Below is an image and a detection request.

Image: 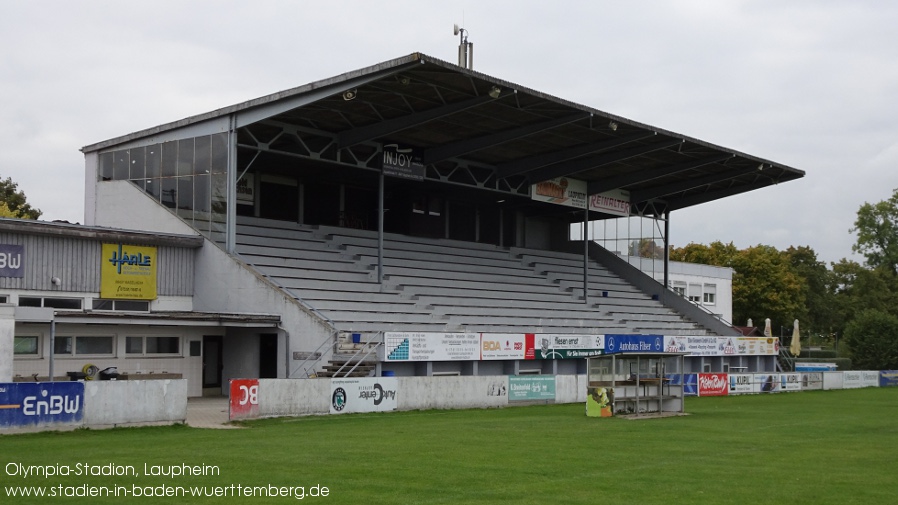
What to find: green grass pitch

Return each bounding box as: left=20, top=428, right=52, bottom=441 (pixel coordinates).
left=2, top=388, right=896, bottom=504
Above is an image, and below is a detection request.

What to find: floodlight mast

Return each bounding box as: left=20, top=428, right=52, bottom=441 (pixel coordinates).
left=454, top=23, right=474, bottom=69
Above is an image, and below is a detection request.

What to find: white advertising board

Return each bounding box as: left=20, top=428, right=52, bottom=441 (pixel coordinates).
left=531, top=177, right=587, bottom=209
left=665, top=336, right=779, bottom=356
left=384, top=332, right=480, bottom=362
left=841, top=371, right=880, bottom=389
left=480, top=334, right=529, bottom=360
left=330, top=378, right=398, bottom=414
left=588, top=189, right=631, bottom=217
left=728, top=374, right=757, bottom=394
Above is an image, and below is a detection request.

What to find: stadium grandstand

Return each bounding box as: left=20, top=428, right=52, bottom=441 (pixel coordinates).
left=80, top=52, right=803, bottom=386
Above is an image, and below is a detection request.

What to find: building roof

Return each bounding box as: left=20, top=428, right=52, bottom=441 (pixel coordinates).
left=0, top=218, right=203, bottom=248
left=82, top=52, right=804, bottom=215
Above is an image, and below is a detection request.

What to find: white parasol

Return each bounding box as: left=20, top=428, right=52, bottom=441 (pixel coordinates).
left=790, top=319, right=801, bottom=357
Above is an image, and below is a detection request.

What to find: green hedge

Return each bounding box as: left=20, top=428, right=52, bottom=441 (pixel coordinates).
left=796, top=349, right=839, bottom=359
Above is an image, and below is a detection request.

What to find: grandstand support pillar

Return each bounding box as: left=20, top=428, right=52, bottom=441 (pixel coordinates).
left=378, top=170, right=384, bottom=284
left=226, top=113, right=238, bottom=254
left=583, top=208, right=589, bottom=305
left=661, top=210, right=670, bottom=297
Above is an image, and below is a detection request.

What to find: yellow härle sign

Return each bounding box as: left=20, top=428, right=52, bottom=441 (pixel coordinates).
left=100, top=243, right=157, bottom=300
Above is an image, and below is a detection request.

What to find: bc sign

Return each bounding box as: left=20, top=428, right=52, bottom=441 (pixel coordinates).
left=229, top=379, right=260, bottom=421
left=100, top=243, right=157, bottom=300
left=0, top=382, right=84, bottom=428
left=0, top=244, right=24, bottom=278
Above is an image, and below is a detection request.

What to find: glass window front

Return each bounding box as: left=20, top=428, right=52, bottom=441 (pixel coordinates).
left=14, top=336, right=38, bottom=355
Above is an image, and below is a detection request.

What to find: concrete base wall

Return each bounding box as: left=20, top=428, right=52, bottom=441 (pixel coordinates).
left=83, top=380, right=187, bottom=427
left=397, top=376, right=509, bottom=411
left=258, top=379, right=330, bottom=417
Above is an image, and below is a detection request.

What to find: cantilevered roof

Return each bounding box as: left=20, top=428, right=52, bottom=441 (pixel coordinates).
left=83, top=52, right=804, bottom=214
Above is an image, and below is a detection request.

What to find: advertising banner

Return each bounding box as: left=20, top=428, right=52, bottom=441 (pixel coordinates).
left=802, top=372, right=824, bottom=391
left=236, top=173, right=255, bottom=205
left=842, top=371, right=880, bottom=389
left=665, top=336, right=779, bottom=356
left=881, top=370, right=898, bottom=387
left=756, top=374, right=781, bottom=393
left=0, top=244, right=24, bottom=278
left=508, top=376, right=556, bottom=401
left=381, top=144, right=424, bottom=181
left=0, top=382, right=84, bottom=428
left=780, top=373, right=802, bottom=392
left=229, top=379, right=260, bottom=421
left=698, top=373, right=728, bottom=396
left=384, top=332, right=480, bottom=361
left=586, top=387, right=613, bottom=417
left=728, top=374, right=756, bottom=395
left=531, top=177, right=587, bottom=209
left=330, top=378, right=398, bottom=414
left=100, top=243, right=157, bottom=300
left=533, top=334, right=604, bottom=359
left=604, top=334, right=664, bottom=354
left=588, top=189, right=631, bottom=217
left=665, top=374, right=698, bottom=396
left=481, top=334, right=533, bottom=360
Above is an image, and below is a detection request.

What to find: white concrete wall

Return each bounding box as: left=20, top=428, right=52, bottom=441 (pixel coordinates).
left=83, top=379, right=187, bottom=427
left=257, top=379, right=330, bottom=416
left=0, top=305, right=14, bottom=382
left=397, top=376, right=510, bottom=411
left=91, top=181, right=337, bottom=378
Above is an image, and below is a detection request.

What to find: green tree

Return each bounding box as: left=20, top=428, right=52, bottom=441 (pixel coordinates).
left=785, top=246, right=837, bottom=336
left=669, top=240, right=739, bottom=266
left=851, top=187, right=898, bottom=274
left=0, top=176, right=41, bottom=219
left=843, top=309, right=898, bottom=369
left=730, top=245, right=805, bottom=332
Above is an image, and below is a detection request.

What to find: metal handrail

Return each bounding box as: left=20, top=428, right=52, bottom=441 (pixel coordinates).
left=291, top=330, right=339, bottom=378
left=333, top=332, right=383, bottom=378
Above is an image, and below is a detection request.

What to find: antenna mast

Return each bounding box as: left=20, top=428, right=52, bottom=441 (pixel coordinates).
left=453, top=24, right=473, bottom=69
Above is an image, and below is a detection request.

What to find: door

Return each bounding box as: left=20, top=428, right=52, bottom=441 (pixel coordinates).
left=202, top=335, right=223, bottom=390
left=259, top=333, right=278, bottom=379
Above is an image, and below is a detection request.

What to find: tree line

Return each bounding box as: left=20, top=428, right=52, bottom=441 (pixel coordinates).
left=667, top=188, right=898, bottom=369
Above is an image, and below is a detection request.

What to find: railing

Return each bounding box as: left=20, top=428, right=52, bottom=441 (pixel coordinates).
left=332, top=332, right=384, bottom=378
left=292, top=330, right=339, bottom=378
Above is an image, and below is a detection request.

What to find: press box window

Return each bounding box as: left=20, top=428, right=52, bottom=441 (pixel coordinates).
left=14, top=336, right=39, bottom=356
left=703, top=284, right=717, bottom=305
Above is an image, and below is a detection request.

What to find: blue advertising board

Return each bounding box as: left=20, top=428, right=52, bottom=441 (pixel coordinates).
left=0, top=382, right=84, bottom=428
left=663, top=374, right=698, bottom=396
left=880, top=370, right=898, bottom=387
left=603, top=334, right=664, bottom=354
left=0, top=244, right=24, bottom=278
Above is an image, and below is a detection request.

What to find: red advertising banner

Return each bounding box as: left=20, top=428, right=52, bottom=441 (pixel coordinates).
left=698, top=373, right=729, bottom=397
left=229, top=379, right=260, bottom=421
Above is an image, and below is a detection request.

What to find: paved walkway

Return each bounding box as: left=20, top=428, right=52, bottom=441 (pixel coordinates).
left=186, top=397, right=238, bottom=429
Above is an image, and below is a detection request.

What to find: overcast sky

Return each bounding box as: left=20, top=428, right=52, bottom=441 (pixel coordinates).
left=2, top=1, right=896, bottom=265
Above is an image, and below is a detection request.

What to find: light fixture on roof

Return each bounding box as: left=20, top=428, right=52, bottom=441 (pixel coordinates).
left=342, top=89, right=358, bottom=101
left=758, top=163, right=765, bottom=171
left=608, top=121, right=618, bottom=131
left=398, top=76, right=410, bottom=86
left=488, top=86, right=502, bottom=99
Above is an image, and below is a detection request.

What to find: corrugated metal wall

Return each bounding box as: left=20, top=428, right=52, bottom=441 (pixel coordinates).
left=0, top=232, right=194, bottom=296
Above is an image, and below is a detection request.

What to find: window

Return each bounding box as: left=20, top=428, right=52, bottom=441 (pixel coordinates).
left=126, top=336, right=181, bottom=356
left=14, top=336, right=39, bottom=356
left=17, top=297, right=83, bottom=310
left=92, top=299, right=150, bottom=312
left=688, top=283, right=702, bottom=303
left=671, top=281, right=686, bottom=296
left=703, top=283, right=717, bottom=305
left=54, top=336, right=114, bottom=356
